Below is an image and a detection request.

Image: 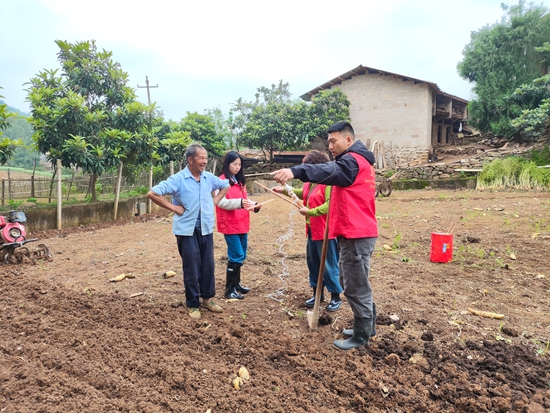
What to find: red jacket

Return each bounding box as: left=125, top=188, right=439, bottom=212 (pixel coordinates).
left=302, top=183, right=333, bottom=241
left=216, top=174, right=250, bottom=234
left=330, top=152, right=378, bottom=239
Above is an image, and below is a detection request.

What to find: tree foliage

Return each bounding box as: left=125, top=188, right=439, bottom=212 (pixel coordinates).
left=231, top=81, right=350, bottom=162
left=0, top=89, right=23, bottom=165
left=26, top=40, right=160, bottom=201
left=179, top=111, right=225, bottom=157
left=457, top=2, right=550, bottom=136
left=509, top=42, right=550, bottom=139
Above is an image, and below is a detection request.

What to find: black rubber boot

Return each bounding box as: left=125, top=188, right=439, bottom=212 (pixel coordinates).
left=334, top=317, right=373, bottom=350
left=326, top=293, right=342, bottom=312
left=343, top=302, right=376, bottom=338
left=224, top=262, right=243, bottom=300
left=305, top=288, right=325, bottom=308
left=235, top=264, right=250, bottom=294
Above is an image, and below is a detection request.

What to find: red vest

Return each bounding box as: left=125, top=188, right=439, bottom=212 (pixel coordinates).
left=302, top=183, right=334, bottom=241
left=216, top=174, right=250, bottom=234
left=329, top=152, right=378, bottom=239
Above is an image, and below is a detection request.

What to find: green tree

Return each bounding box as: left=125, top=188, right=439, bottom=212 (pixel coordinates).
left=305, top=89, right=351, bottom=145
left=204, top=107, right=233, bottom=148
left=26, top=40, right=159, bottom=201
left=156, top=119, right=192, bottom=168
left=509, top=42, right=550, bottom=139
left=231, top=82, right=351, bottom=162
left=231, top=81, right=309, bottom=162
left=179, top=111, right=226, bottom=158
left=0, top=89, right=23, bottom=165
left=457, top=2, right=550, bottom=136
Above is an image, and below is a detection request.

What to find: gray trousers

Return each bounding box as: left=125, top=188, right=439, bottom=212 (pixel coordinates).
left=338, top=237, right=377, bottom=319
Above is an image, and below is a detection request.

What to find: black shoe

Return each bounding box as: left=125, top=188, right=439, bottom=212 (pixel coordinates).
left=304, top=288, right=324, bottom=308
left=224, top=289, right=244, bottom=300
left=326, top=294, right=342, bottom=312
left=304, top=296, right=315, bottom=308
left=236, top=283, right=249, bottom=294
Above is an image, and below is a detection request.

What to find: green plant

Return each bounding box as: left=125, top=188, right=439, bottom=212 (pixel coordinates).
left=476, top=248, right=486, bottom=259
left=530, top=146, right=550, bottom=166
left=505, top=245, right=514, bottom=256
left=531, top=339, right=549, bottom=357
left=7, top=199, right=24, bottom=209
left=495, top=333, right=511, bottom=343
left=26, top=197, right=38, bottom=203
left=241, top=313, right=247, bottom=320
left=392, top=233, right=402, bottom=250
left=401, top=256, right=411, bottom=262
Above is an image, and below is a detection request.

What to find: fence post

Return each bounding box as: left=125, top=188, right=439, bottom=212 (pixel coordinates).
left=114, top=162, right=123, bottom=220
left=57, top=159, right=62, bottom=230
left=7, top=169, right=11, bottom=200
left=67, top=172, right=75, bottom=201
left=1, top=179, right=4, bottom=206
left=31, top=159, right=36, bottom=198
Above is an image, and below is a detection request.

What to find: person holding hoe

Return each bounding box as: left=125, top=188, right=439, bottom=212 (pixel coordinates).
left=272, top=150, right=343, bottom=312
left=215, top=151, right=262, bottom=300
left=271, top=122, right=378, bottom=350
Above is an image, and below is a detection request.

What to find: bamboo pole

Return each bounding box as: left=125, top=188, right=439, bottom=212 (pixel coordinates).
left=308, top=187, right=333, bottom=331
left=253, top=181, right=302, bottom=209
left=114, top=162, right=123, bottom=220
left=57, top=159, right=62, bottom=230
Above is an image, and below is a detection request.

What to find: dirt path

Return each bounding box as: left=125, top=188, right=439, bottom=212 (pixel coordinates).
left=1, top=189, right=549, bottom=412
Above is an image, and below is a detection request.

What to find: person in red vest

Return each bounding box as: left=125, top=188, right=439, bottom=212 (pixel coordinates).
left=271, top=122, right=378, bottom=350
left=216, top=151, right=261, bottom=300
left=272, top=150, right=343, bottom=311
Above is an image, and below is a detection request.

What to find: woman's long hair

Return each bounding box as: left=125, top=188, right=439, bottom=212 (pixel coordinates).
left=222, top=151, right=246, bottom=186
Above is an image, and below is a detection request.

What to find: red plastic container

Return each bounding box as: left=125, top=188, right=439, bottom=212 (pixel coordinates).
left=430, top=233, right=453, bottom=263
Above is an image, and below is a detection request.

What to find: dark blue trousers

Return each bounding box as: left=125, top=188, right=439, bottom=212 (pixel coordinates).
left=176, top=229, right=215, bottom=308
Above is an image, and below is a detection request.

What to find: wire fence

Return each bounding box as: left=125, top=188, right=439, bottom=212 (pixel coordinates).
left=0, top=171, right=151, bottom=206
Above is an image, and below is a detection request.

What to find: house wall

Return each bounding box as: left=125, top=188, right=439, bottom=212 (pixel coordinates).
left=329, top=73, right=433, bottom=167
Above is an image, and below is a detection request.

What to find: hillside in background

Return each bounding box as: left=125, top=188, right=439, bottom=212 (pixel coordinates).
left=0, top=100, right=29, bottom=117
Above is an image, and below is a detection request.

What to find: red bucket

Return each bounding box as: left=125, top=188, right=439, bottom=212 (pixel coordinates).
left=430, top=233, right=453, bottom=263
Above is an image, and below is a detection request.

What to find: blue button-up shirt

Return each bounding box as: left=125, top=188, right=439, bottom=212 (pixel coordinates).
left=150, top=167, right=229, bottom=236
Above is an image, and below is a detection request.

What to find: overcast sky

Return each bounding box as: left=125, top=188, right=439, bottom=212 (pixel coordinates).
left=1, top=0, right=506, bottom=121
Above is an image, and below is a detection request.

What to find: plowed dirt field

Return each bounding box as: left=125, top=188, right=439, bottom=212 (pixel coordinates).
left=1, top=188, right=549, bottom=412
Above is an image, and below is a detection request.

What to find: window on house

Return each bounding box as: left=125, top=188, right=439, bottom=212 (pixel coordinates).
left=437, top=125, right=442, bottom=143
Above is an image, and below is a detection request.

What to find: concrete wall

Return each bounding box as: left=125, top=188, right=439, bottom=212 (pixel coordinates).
left=23, top=197, right=159, bottom=232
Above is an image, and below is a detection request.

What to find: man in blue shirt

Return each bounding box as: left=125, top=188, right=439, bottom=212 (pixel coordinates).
left=148, top=143, right=230, bottom=319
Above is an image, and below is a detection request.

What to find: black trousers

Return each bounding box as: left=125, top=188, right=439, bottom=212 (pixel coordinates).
left=176, top=228, right=215, bottom=308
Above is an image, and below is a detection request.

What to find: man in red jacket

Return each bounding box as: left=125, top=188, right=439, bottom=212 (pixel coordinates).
left=272, top=121, right=378, bottom=350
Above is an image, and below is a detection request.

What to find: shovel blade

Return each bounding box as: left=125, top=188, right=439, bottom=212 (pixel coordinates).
left=307, top=310, right=317, bottom=330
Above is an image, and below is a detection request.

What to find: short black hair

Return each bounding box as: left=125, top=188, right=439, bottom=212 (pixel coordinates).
left=327, top=121, right=355, bottom=139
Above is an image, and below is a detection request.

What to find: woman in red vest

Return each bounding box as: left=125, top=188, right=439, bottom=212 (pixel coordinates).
left=273, top=150, right=343, bottom=311
left=216, top=151, right=260, bottom=299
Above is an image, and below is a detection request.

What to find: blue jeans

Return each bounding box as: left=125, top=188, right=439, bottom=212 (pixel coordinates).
left=224, top=233, right=248, bottom=264
left=306, top=235, right=342, bottom=294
